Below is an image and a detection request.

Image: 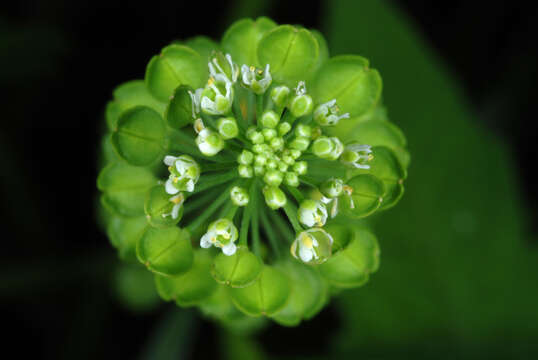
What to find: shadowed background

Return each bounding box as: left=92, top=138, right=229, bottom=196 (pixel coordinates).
left=1, top=0, right=537, bottom=358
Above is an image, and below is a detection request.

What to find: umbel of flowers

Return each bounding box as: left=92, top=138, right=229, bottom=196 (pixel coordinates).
left=97, top=17, right=409, bottom=327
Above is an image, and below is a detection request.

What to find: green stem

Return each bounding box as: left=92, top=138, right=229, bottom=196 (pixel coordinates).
left=185, top=184, right=234, bottom=233
left=283, top=201, right=303, bottom=233
left=247, top=92, right=256, bottom=126
left=285, top=185, right=304, bottom=203
left=183, top=185, right=225, bottom=213
left=168, top=128, right=233, bottom=163
left=223, top=204, right=239, bottom=220
left=256, top=94, right=264, bottom=124
left=259, top=207, right=281, bottom=258
left=201, top=162, right=236, bottom=172
left=267, top=209, right=295, bottom=243
left=250, top=181, right=261, bottom=256
left=191, top=170, right=237, bottom=194
left=239, top=181, right=256, bottom=246
left=281, top=110, right=297, bottom=126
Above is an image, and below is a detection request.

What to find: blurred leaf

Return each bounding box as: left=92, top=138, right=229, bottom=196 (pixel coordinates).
left=324, top=0, right=538, bottom=356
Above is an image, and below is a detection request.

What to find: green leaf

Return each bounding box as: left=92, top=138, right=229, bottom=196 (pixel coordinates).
left=184, top=35, right=220, bottom=63
left=340, top=174, right=385, bottom=218
left=154, top=250, right=217, bottom=306
left=310, top=29, right=330, bottom=77
left=312, top=55, right=382, bottom=117
left=106, top=215, right=149, bottom=262
left=349, top=146, right=405, bottom=210
left=165, top=85, right=195, bottom=130
left=271, top=260, right=327, bottom=326
left=211, top=246, right=262, bottom=288
left=145, top=44, right=206, bottom=102
left=229, top=265, right=290, bottom=317
left=319, top=225, right=379, bottom=288
left=107, top=80, right=167, bottom=130
left=257, top=25, right=319, bottom=86
left=112, top=106, right=166, bottom=166
left=114, top=263, right=161, bottom=312
left=221, top=17, right=277, bottom=67
left=97, top=162, right=157, bottom=217
left=137, top=227, right=193, bottom=276
left=144, top=185, right=183, bottom=228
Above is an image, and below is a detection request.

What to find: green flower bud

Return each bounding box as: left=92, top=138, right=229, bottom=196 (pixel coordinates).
left=254, top=165, right=266, bottom=176
left=293, top=161, right=307, bottom=175
left=320, top=178, right=344, bottom=198
left=261, top=110, right=280, bottom=128
left=270, top=137, right=285, bottom=151
left=262, top=128, right=277, bottom=141
left=282, top=154, right=295, bottom=165
left=196, top=128, right=225, bottom=156
left=201, top=218, right=239, bottom=256
left=278, top=161, right=288, bottom=172
left=298, top=199, right=328, bottom=227
left=311, top=126, right=322, bottom=140
left=238, top=149, right=254, bottom=165
left=254, top=154, right=268, bottom=166
left=288, top=136, right=310, bottom=151
left=340, top=144, right=373, bottom=169
left=312, top=136, right=343, bottom=160
left=264, top=169, right=284, bottom=187
left=238, top=164, right=253, bottom=178
left=271, top=85, right=291, bottom=108
left=278, top=121, right=292, bottom=136
left=291, top=228, right=333, bottom=265
left=230, top=186, right=250, bottom=206
left=266, top=159, right=278, bottom=170
left=289, top=82, right=313, bottom=117
left=295, top=123, right=312, bottom=138
left=263, top=186, right=287, bottom=209
left=241, top=64, right=272, bottom=94
left=247, top=128, right=264, bottom=144
left=313, top=99, right=350, bottom=126
left=284, top=171, right=299, bottom=187
left=217, top=116, right=239, bottom=139
left=164, top=155, right=201, bottom=193
left=201, top=77, right=233, bottom=115
left=290, top=149, right=302, bottom=159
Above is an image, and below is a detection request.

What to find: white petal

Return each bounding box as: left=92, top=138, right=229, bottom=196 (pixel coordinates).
left=171, top=204, right=181, bottom=219
left=185, top=179, right=194, bottom=192
left=164, top=155, right=177, bottom=166
left=222, top=241, right=237, bottom=256
left=299, top=246, right=313, bottom=262
left=165, top=179, right=179, bottom=195
left=200, top=233, right=213, bottom=248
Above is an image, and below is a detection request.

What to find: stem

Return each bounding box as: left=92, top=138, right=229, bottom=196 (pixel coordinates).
left=191, top=170, right=237, bottom=194
left=168, top=128, right=233, bottom=163
left=256, top=94, right=264, bottom=124
left=183, top=185, right=225, bottom=213
left=201, top=162, right=236, bottom=172
left=281, top=110, right=296, bottom=126
left=239, top=181, right=256, bottom=246
left=267, top=209, right=295, bottom=243
left=223, top=204, right=239, bottom=220
left=259, top=207, right=281, bottom=258
left=185, top=184, right=234, bottom=233
left=247, top=92, right=256, bottom=126
left=283, top=201, right=303, bottom=233
left=285, top=185, right=304, bottom=203
left=250, top=181, right=261, bottom=256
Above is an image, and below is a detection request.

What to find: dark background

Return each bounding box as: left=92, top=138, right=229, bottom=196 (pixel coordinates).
left=1, top=0, right=537, bottom=358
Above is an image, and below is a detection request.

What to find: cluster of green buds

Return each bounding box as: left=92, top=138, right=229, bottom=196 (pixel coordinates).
left=97, top=17, right=410, bottom=328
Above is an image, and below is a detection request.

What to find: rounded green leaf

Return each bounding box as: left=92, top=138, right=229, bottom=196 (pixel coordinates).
left=211, top=246, right=262, bottom=288
left=97, top=162, right=157, bottom=217
left=106, top=215, right=148, bottom=262
left=137, top=226, right=193, bottom=276
left=114, top=263, right=161, bottom=312
left=165, top=85, right=195, bottom=129
left=349, top=146, right=406, bottom=210
left=107, top=80, right=167, bottom=130
left=271, top=261, right=326, bottom=326
left=340, top=174, right=385, bottom=218
left=310, top=29, right=329, bottom=76
left=145, top=44, right=205, bottom=102
left=154, top=250, right=217, bottom=306
left=312, top=55, right=382, bottom=117
left=112, top=106, right=166, bottom=166
left=257, top=25, right=319, bottom=85
left=221, top=17, right=277, bottom=67
left=144, top=185, right=183, bottom=228
left=230, top=265, right=290, bottom=317
left=98, top=132, right=119, bottom=168
left=185, top=36, right=220, bottom=63
left=319, top=225, right=380, bottom=288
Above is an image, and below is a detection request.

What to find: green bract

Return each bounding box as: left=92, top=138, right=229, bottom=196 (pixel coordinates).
left=97, top=17, right=409, bottom=327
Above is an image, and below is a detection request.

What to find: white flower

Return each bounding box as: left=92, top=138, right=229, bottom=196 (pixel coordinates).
left=200, top=218, right=238, bottom=256
left=298, top=199, right=328, bottom=227
left=340, top=144, right=373, bottom=169
left=291, top=228, right=334, bottom=264
left=162, top=193, right=184, bottom=220
left=230, top=186, right=249, bottom=206
left=313, top=99, right=350, bottom=126
left=241, top=64, right=272, bottom=94
left=188, top=88, right=203, bottom=118
left=164, top=155, right=201, bottom=194
left=195, top=128, right=225, bottom=156
left=201, top=77, right=233, bottom=115
left=208, top=53, right=238, bottom=84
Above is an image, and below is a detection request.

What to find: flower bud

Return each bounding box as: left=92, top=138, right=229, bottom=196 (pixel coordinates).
left=290, top=149, right=301, bottom=159
left=313, top=99, right=350, bottom=126
left=298, top=199, right=328, bottom=227
left=254, top=154, right=268, bottom=166
left=262, top=128, right=277, bottom=141
left=230, top=186, right=250, bottom=206
left=238, top=164, right=253, bottom=178
left=289, top=82, right=313, bottom=117
left=288, top=136, right=310, bottom=151
left=270, top=137, right=285, bottom=151
left=201, top=77, right=233, bottom=115
left=237, top=150, right=254, bottom=165
left=200, top=218, right=239, bottom=256
left=284, top=171, right=299, bottom=187
left=164, top=155, right=201, bottom=193
left=246, top=127, right=264, bottom=144
left=291, top=228, right=333, bottom=264
left=264, top=169, right=284, bottom=187
left=293, top=161, right=307, bottom=175
left=271, top=85, right=291, bottom=108
left=263, top=186, right=287, bottom=209
left=241, top=64, right=272, bottom=94
left=217, top=116, right=239, bottom=139
left=278, top=121, right=292, bottom=136
left=254, top=165, right=265, bottom=176
left=261, top=110, right=279, bottom=128
left=295, top=124, right=312, bottom=138
left=266, top=159, right=277, bottom=170
left=312, top=136, right=343, bottom=160
left=320, top=178, right=344, bottom=198
left=196, top=128, right=225, bottom=156
left=340, top=144, right=373, bottom=169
